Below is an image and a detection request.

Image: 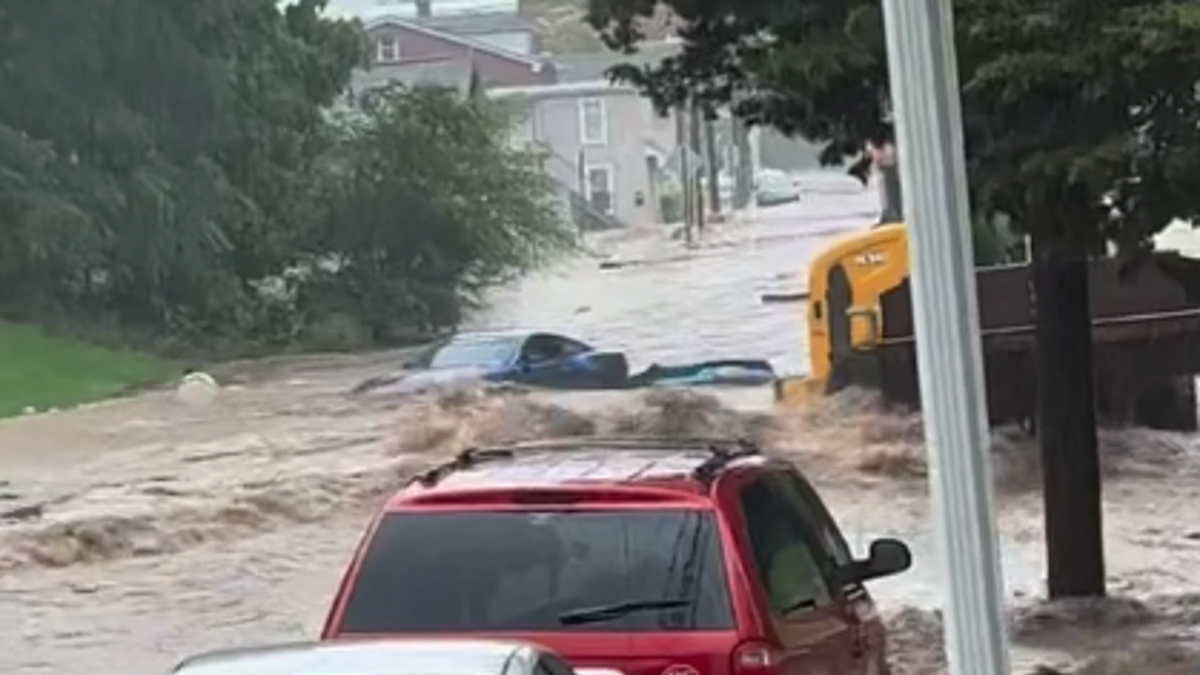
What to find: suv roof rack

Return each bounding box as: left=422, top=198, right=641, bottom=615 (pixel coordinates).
left=412, top=435, right=761, bottom=489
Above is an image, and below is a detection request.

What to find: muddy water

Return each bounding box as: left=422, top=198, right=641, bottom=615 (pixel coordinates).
left=465, top=179, right=879, bottom=373
left=1, top=175, right=1198, bottom=674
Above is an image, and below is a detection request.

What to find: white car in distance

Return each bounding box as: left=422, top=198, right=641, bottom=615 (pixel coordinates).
left=171, top=639, right=617, bottom=675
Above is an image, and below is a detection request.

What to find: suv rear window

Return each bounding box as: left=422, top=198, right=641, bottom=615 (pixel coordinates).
left=336, top=509, right=733, bottom=633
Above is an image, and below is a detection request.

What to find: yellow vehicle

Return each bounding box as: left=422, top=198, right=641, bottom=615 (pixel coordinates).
left=776, top=219, right=1200, bottom=431
left=775, top=222, right=909, bottom=405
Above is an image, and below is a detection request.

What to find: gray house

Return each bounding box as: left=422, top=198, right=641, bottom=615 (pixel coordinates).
left=490, top=43, right=685, bottom=228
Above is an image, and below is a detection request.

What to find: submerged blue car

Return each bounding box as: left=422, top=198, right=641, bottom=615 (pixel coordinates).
left=351, top=330, right=630, bottom=395
left=351, top=330, right=776, bottom=396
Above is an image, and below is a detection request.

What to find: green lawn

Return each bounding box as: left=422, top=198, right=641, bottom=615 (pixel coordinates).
left=0, top=321, right=179, bottom=418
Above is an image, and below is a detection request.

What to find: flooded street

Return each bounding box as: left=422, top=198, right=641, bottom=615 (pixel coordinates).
left=465, top=176, right=878, bottom=374
left=2, top=176, right=1198, bottom=674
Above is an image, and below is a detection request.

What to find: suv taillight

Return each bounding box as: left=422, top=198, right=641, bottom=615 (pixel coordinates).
left=733, top=641, right=780, bottom=675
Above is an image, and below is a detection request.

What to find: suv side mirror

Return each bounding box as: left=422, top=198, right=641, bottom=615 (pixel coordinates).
left=842, top=538, right=912, bottom=584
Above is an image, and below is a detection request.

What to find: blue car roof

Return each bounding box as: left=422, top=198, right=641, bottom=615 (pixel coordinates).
left=452, top=329, right=536, bottom=341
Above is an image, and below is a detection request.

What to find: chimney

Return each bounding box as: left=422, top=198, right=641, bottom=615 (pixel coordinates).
left=415, top=0, right=431, bottom=17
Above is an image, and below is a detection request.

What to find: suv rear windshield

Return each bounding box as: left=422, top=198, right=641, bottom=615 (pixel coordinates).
left=336, top=509, right=733, bottom=633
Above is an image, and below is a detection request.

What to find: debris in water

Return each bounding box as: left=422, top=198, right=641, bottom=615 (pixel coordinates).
left=176, top=370, right=220, bottom=407
left=0, top=503, right=43, bottom=522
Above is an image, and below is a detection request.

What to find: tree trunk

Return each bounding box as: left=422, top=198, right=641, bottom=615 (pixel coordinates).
left=676, top=106, right=694, bottom=243
left=1031, top=234, right=1106, bottom=598
left=703, top=113, right=721, bottom=214
left=690, top=101, right=705, bottom=231
left=733, top=119, right=753, bottom=209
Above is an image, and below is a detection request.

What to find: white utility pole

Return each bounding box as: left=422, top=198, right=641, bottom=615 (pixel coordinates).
left=878, top=2, right=1011, bottom=675
left=747, top=126, right=762, bottom=221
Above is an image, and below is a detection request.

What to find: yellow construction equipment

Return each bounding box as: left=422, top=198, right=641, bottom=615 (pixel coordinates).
left=777, top=220, right=1200, bottom=431
left=774, top=222, right=908, bottom=405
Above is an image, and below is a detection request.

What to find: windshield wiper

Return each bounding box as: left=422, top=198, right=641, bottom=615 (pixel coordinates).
left=558, top=599, right=692, bottom=626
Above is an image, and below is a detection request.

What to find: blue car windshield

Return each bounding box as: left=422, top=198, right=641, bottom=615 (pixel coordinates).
left=428, top=336, right=522, bottom=369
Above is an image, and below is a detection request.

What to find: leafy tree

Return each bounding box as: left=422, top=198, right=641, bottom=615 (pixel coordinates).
left=973, top=216, right=1017, bottom=267
left=0, top=0, right=571, bottom=356
left=0, top=0, right=362, bottom=344
left=587, top=0, right=1200, bottom=598
left=297, top=84, right=574, bottom=341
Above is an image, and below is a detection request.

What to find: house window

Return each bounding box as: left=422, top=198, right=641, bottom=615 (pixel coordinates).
left=376, top=35, right=400, bottom=64
left=585, top=164, right=614, bottom=214
left=578, top=97, right=607, bottom=145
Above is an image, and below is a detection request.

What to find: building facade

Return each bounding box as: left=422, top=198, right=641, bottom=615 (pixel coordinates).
left=363, top=14, right=554, bottom=89
left=356, top=10, right=704, bottom=229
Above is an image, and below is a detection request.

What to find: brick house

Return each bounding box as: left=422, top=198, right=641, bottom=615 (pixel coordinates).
left=363, top=14, right=555, bottom=90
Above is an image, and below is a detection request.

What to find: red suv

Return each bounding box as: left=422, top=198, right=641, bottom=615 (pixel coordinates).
left=321, top=437, right=912, bottom=675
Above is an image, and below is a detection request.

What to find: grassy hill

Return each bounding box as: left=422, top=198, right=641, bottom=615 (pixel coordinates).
left=0, top=321, right=178, bottom=418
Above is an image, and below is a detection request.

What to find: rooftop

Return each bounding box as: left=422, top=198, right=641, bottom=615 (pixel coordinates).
left=391, top=437, right=767, bottom=506
left=364, top=15, right=548, bottom=68
left=412, top=10, right=537, bottom=35
left=330, top=0, right=521, bottom=21
left=489, top=79, right=639, bottom=99
left=553, top=41, right=682, bottom=84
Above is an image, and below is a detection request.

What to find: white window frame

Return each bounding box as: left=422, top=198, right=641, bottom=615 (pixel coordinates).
left=584, top=163, right=616, bottom=214
left=578, top=97, right=608, bottom=145
left=376, top=35, right=400, bottom=64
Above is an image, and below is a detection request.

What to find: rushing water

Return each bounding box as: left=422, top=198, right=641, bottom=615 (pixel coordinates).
left=467, top=177, right=877, bottom=374
left=1, top=174, right=1197, bottom=675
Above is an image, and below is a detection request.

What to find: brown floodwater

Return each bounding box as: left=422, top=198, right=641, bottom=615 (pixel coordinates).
left=1, top=176, right=1196, bottom=674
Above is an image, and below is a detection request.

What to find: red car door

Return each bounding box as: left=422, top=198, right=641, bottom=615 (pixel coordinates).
left=733, top=476, right=860, bottom=675
left=768, top=471, right=886, bottom=675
